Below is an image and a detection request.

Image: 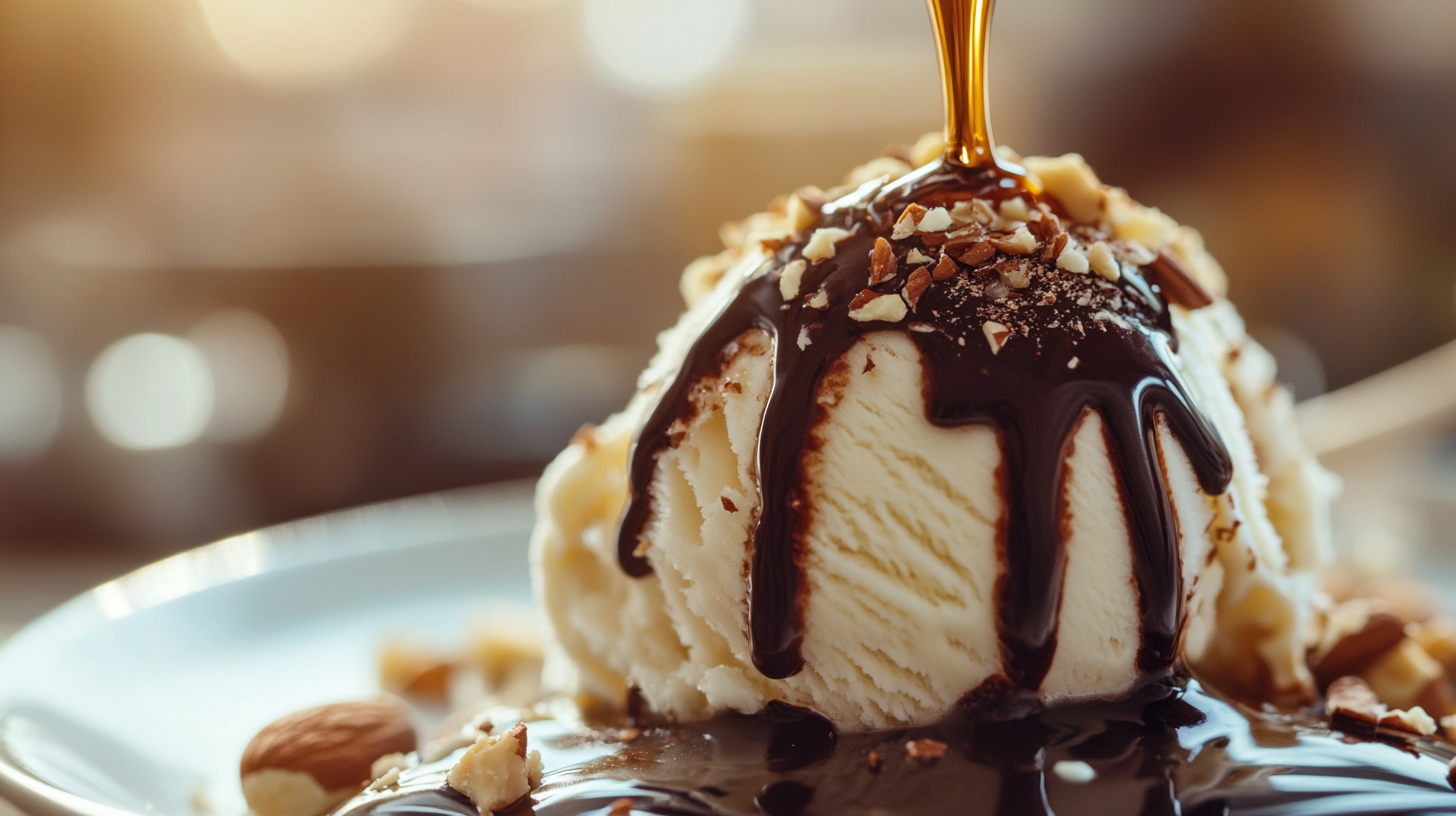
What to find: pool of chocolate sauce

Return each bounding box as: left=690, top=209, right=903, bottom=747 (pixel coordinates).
left=342, top=679, right=1456, bottom=816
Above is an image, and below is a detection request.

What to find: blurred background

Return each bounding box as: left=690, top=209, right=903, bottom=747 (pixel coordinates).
left=0, top=0, right=1455, bottom=629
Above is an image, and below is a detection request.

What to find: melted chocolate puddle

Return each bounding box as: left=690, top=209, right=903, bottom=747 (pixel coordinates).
left=341, top=680, right=1456, bottom=816
left=615, top=161, right=1232, bottom=686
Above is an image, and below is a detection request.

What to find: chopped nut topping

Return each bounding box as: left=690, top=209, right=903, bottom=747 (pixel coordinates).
left=997, top=260, right=1032, bottom=289
left=989, top=227, right=1038, bottom=255
left=803, top=228, right=853, bottom=262
left=797, top=325, right=812, bottom=350
left=1328, top=676, right=1384, bottom=725
left=1146, top=251, right=1214, bottom=309
left=892, top=204, right=927, bottom=240
left=1042, top=232, right=1069, bottom=264
left=447, top=724, right=542, bottom=816
left=807, top=289, right=829, bottom=309
left=904, top=267, right=932, bottom=311
left=1379, top=706, right=1437, bottom=736
left=1309, top=600, right=1407, bottom=689
left=958, top=241, right=996, bottom=266
left=1000, top=196, right=1032, bottom=223
left=720, top=496, right=738, bottom=513
left=779, top=259, right=807, bottom=301
left=932, top=255, right=960, bottom=281
left=906, top=248, right=931, bottom=265
left=870, top=237, right=897, bottom=285
left=787, top=194, right=821, bottom=234
left=1058, top=247, right=1090, bottom=274
left=918, top=207, right=954, bottom=233
left=848, top=291, right=908, bottom=323
left=972, top=199, right=996, bottom=226
left=949, top=200, right=977, bottom=225
left=1067, top=357, right=1080, bottom=369
left=1087, top=241, right=1121, bottom=281
left=982, top=321, right=1012, bottom=355
left=904, top=739, right=948, bottom=764
left=1124, top=240, right=1156, bottom=266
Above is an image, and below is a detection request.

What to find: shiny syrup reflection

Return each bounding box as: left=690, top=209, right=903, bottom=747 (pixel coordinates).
left=925, top=0, right=1035, bottom=189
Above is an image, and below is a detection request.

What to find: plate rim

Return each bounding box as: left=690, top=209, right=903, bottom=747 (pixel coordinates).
left=0, top=479, right=538, bottom=816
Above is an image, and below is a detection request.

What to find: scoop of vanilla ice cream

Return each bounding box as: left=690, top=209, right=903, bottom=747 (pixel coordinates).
left=531, top=143, right=1336, bottom=730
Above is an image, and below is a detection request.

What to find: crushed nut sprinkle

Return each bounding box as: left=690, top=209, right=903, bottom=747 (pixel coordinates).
left=870, top=238, right=897, bottom=285
left=720, top=497, right=738, bottom=513
left=958, top=241, right=996, bottom=266
left=892, top=204, right=927, bottom=240
left=848, top=291, right=908, bottom=323
left=905, top=739, right=949, bottom=764
left=917, top=207, right=954, bottom=233
left=932, top=255, right=960, bottom=281
left=779, top=259, right=807, bottom=301
left=983, top=321, right=1012, bottom=355
left=904, top=267, right=932, bottom=311
left=803, top=228, right=853, bottom=262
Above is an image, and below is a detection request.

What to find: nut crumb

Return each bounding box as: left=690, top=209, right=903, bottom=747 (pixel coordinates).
left=807, top=289, right=829, bottom=309
left=982, top=321, right=1011, bottom=355
left=1087, top=241, right=1120, bottom=281
left=892, top=204, right=927, bottom=240
left=849, top=291, right=908, bottom=323
left=932, top=255, right=960, bottom=281
left=906, top=248, right=931, bottom=265
left=918, top=207, right=953, bottom=233
left=905, top=739, right=948, bottom=764
left=863, top=354, right=876, bottom=374
left=803, top=228, right=852, bottom=262
left=1057, top=247, right=1090, bottom=275
left=870, top=237, right=897, bottom=285
left=903, top=267, right=932, bottom=311
left=720, top=497, right=738, bottom=513
left=779, top=260, right=807, bottom=301
left=1067, top=357, right=1080, bottom=369
left=958, top=242, right=996, bottom=266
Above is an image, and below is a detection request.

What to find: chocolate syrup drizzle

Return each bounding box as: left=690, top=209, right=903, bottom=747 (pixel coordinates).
left=616, top=160, right=1232, bottom=688
left=339, top=680, right=1456, bottom=816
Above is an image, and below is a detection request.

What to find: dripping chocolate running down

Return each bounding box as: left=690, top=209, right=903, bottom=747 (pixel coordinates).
left=616, top=159, right=1232, bottom=688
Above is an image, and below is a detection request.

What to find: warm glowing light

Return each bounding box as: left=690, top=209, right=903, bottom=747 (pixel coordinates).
left=581, top=0, right=751, bottom=96
left=191, top=311, right=290, bottom=442
left=0, top=327, right=62, bottom=463
left=461, top=0, right=567, bottom=11
left=86, top=334, right=215, bottom=451
left=195, top=0, right=416, bottom=85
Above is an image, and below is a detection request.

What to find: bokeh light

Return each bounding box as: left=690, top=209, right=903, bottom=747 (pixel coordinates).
left=195, top=0, right=417, bottom=85
left=460, top=0, right=568, bottom=11
left=580, top=0, right=751, bottom=96
left=86, top=334, right=215, bottom=451
left=0, top=327, right=63, bottom=463
left=191, top=311, right=290, bottom=443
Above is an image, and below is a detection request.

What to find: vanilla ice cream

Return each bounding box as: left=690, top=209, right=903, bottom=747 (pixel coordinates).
left=531, top=138, right=1336, bottom=731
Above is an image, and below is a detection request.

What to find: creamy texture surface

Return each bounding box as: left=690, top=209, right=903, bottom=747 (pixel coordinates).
left=532, top=142, right=1336, bottom=730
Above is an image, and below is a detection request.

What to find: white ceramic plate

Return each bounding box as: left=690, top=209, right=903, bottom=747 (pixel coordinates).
left=0, top=482, right=538, bottom=816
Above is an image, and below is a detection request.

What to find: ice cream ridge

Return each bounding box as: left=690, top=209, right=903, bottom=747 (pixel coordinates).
left=533, top=12, right=1333, bottom=733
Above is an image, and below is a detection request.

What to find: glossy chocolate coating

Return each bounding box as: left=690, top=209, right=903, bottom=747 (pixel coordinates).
left=615, top=161, right=1231, bottom=687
